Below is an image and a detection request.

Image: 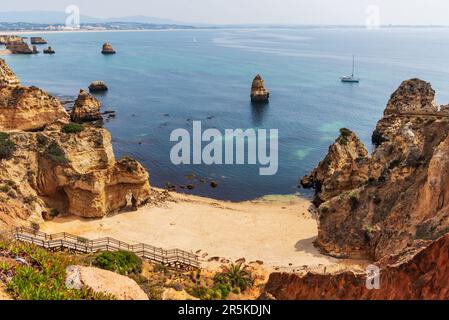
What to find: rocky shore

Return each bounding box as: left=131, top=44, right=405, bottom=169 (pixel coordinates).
left=263, top=78, right=449, bottom=299
left=0, top=59, right=151, bottom=226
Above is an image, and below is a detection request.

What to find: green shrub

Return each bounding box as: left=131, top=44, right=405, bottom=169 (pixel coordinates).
left=36, top=134, right=49, bottom=148
left=93, top=250, right=142, bottom=275
left=45, top=141, right=69, bottom=165
left=23, top=195, right=37, bottom=205
left=215, top=263, right=254, bottom=292
left=0, top=132, right=16, bottom=160
left=62, top=123, right=84, bottom=134
left=4, top=242, right=114, bottom=300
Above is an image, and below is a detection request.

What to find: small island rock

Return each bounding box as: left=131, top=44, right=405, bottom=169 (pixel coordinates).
left=101, top=42, right=116, bottom=54
left=250, top=74, right=270, bottom=103
left=89, top=80, right=109, bottom=92
left=43, top=46, right=55, bottom=54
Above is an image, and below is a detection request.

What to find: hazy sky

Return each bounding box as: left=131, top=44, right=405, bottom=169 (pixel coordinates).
left=2, top=0, right=449, bottom=25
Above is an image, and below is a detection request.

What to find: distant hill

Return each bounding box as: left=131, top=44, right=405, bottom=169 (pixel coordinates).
left=0, top=11, right=185, bottom=25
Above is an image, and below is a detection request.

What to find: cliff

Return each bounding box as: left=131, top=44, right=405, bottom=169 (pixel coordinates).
left=0, top=60, right=151, bottom=226
left=263, top=232, right=449, bottom=300
left=301, top=79, right=449, bottom=260
left=0, top=59, right=20, bottom=88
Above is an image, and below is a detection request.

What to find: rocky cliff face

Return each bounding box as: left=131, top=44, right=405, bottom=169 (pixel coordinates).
left=0, top=59, right=20, bottom=88
left=71, top=90, right=103, bottom=123
left=263, top=232, right=449, bottom=300
left=301, top=79, right=449, bottom=260
left=0, top=60, right=151, bottom=226
left=0, top=86, right=69, bottom=131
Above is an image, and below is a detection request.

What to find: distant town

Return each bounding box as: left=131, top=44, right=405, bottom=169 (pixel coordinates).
left=0, top=22, right=196, bottom=32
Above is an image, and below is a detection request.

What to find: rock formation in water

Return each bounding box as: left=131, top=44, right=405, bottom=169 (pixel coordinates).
left=89, top=81, right=108, bottom=92
left=250, top=74, right=270, bottom=103
left=301, top=78, right=449, bottom=260
left=43, top=47, right=55, bottom=54
left=6, top=40, right=36, bottom=54
left=30, top=37, right=47, bottom=45
left=0, top=60, right=151, bottom=226
left=263, top=232, right=449, bottom=300
left=71, top=90, right=103, bottom=123
left=101, top=43, right=116, bottom=54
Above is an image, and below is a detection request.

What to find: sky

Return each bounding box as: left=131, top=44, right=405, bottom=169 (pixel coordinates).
left=1, top=0, right=449, bottom=25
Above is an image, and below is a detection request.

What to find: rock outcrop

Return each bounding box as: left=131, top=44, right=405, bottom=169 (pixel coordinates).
left=89, top=81, right=108, bottom=92
left=66, top=266, right=148, bottom=300
left=30, top=37, right=47, bottom=45
left=0, top=86, right=69, bottom=131
left=6, top=41, right=36, bottom=55
left=101, top=43, right=116, bottom=54
left=0, top=59, right=20, bottom=88
left=0, top=59, right=151, bottom=225
left=43, top=47, right=55, bottom=54
left=250, top=74, right=269, bottom=103
left=0, top=35, right=22, bottom=45
left=263, top=232, right=449, bottom=300
left=71, top=90, right=103, bottom=123
left=302, top=78, right=449, bottom=260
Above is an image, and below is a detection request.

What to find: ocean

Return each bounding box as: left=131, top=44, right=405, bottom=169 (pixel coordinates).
left=5, top=27, right=449, bottom=201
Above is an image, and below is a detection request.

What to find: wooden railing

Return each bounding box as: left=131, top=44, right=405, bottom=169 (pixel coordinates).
left=0, top=227, right=200, bottom=269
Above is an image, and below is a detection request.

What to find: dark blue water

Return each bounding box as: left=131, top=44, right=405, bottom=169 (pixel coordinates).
left=4, top=27, right=449, bottom=201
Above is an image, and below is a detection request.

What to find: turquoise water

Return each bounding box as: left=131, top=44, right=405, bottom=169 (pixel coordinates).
left=4, top=27, right=449, bottom=201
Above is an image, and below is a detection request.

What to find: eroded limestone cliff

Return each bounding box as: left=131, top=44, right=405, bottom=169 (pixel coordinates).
left=301, top=79, right=449, bottom=260
left=0, top=59, right=151, bottom=226
left=264, top=79, right=449, bottom=300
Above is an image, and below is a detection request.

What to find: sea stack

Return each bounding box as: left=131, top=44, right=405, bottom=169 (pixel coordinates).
left=70, top=89, right=103, bottom=123
left=43, top=46, right=55, bottom=54
left=250, top=74, right=270, bottom=103
left=89, top=80, right=109, bottom=92
left=30, top=37, right=47, bottom=45
left=101, top=43, right=116, bottom=54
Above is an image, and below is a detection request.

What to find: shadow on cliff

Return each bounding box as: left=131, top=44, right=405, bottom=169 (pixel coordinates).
left=295, top=236, right=329, bottom=259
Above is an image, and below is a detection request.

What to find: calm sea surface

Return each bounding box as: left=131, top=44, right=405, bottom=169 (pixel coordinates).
left=5, top=27, right=449, bottom=200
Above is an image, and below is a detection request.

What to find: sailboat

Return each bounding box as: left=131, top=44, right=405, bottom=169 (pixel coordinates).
left=340, top=56, right=360, bottom=83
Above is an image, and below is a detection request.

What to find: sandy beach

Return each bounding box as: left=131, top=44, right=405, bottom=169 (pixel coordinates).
left=43, top=190, right=339, bottom=271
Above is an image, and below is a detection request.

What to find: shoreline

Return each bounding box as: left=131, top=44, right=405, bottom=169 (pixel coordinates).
left=42, top=189, right=344, bottom=272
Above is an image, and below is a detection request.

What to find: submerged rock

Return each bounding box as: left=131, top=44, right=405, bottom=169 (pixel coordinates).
left=71, top=89, right=103, bottom=123
left=250, top=74, right=270, bottom=103
left=101, top=43, right=116, bottom=54
left=89, top=80, right=109, bottom=92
